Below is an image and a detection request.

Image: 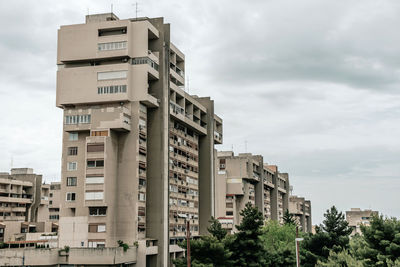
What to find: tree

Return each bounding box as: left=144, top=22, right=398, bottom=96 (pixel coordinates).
left=283, top=209, right=296, bottom=225
left=173, top=236, right=233, bottom=267
left=316, top=250, right=363, bottom=267
left=261, top=220, right=297, bottom=266
left=228, top=202, right=266, bottom=266
left=320, top=206, right=353, bottom=251
left=355, top=215, right=400, bottom=266
left=174, top=218, right=233, bottom=267
left=207, top=217, right=227, bottom=241
left=301, top=206, right=352, bottom=266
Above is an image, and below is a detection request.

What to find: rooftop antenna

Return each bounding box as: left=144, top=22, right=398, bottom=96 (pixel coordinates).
left=245, top=140, right=248, bottom=153
left=10, top=156, right=13, bottom=170
left=111, top=3, right=113, bottom=16
left=231, top=144, right=234, bottom=152
left=87, top=8, right=90, bottom=16
left=132, top=2, right=140, bottom=19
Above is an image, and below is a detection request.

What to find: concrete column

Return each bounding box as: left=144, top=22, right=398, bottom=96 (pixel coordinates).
left=146, top=18, right=170, bottom=267
left=270, top=172, right=279, bottom=221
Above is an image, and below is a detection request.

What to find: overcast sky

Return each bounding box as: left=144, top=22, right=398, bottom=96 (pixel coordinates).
left=0, top=0, right=399, bottom=224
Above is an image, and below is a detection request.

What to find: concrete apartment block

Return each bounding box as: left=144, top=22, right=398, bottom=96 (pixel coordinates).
left=215, top=152, right=290, bottom=232
left=289, top=195, right=312, bottom=233
left=346, top=208, right=378, bottom=235
left=56, top=13, right=222, bottom=266
left=0, top=169, right=58, bottom=245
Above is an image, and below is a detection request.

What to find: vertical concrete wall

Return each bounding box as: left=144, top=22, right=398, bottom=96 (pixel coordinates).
left=145, top=17, right=170, bottom=267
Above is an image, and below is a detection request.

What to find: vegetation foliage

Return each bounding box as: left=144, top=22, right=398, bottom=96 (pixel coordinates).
left=173, top=204, right=400, bottom=267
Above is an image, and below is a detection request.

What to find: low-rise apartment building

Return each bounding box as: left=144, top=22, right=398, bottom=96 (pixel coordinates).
left=289, top=195, right=312, bottom=232
left=346, top=208, right=378, bottom=235
left=215, top=152, right=291, bottom=232
left=0, top=169, right=59, bottom=245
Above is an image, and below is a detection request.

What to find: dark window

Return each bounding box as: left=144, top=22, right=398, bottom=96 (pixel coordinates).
left=68, top=147, right=78, bottom=156
left=66, top=177, right=77, bottom=186
left=98, top=27, right=127, bottom=36
left=66, top=192, right=76, bottom=201
left=87, top=159, right=104, bottom=168
left=226, top=211, right=233, bottom=216
left=89, top=206, right=107, bottom=216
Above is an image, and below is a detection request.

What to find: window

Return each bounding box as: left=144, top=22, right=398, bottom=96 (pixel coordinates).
left=85, top=191, right=104, bottom=200
left=49, top=215, right=59, bottom=220
left=87, top=144, right=104, bottom=153
left=65, top=115, right=91, bottom=125
left=89, top=224, right=106, bottom=233
left=66, top=177, right=77, bottom=186
left=49, top=193, right=53, bottom=197
left=98, top=41, right=127, bottom=51
left=89, top=207, right=107, bottom=216
left=91, top=130, right=108, bottom=137
left=69, top=132, right=78, bottom=141
left=88, top=240, right=105, bottom=248
left=219, top=159, right=226, bottom=170
left=97, top=70, right=127, bottom=81
left=87, top=159, right=104, bottom=168
left=86, top=176, right=104, bottom=184
left=67, top=162, right=77, bottom=171
left=68, top=147, right=78, bottom=156
left=97, top=85, right=127, bottom=94
left=98, top=27, right=127, bottom=36
left=131, top=57, right=159, bottom=71
left=138, top=193, right=146, bottom=202
left=66, top=192, right=76, bottom=201
left=226, top=211, right=233, bottom=216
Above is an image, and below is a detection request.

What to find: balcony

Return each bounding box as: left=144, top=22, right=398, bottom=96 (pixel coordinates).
left=0, top=196, right=33, bottom=204
left=214, top=131, right=222, bottom=144
left=64, top=105, right=131, bottom=132
left=169, top=101, right=207, bottom=135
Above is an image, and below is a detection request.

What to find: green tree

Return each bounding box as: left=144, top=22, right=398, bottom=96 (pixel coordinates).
left=316, top=250, right=363, bottom=267
left=320, top=206, right=353, bottom=251
left=228, top=202, right=266, bottom=266
left=173, top=218, right=233, bottom=267
left=207, top=216, right=227, bottom=241
left=283, top=209, right=296, bottom=225
left=301, top=206, right=352, bottom=266
left=261, top=220, right=297, bottom=267
left=355, top=215, right=400, bottom=266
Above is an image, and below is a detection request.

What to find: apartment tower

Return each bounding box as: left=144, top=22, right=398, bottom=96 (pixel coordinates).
left=56, top=13, right=222, bottom=266
left=215, top=152, right=290, bottom=232
left=289, top=195, right=312, bottom=232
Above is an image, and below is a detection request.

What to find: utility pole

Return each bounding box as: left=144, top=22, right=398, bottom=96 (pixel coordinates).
left=186, top=220, right=191, bottom=267
left=295, top=226, right=304, bottom=267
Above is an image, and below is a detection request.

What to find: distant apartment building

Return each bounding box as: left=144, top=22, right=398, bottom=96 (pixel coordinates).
left=0, top=168, right=42, bottom=224
left=289, top=195, right=312, bottom=232
left=346, top=208, right=378, bottom=235
left=56, top=13, right=222, bottom=266
left=0, top=168, right=58, bottom=245
left=215, top=152, right=290, bottom=232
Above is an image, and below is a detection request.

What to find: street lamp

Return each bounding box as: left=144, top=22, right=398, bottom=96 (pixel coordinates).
left=295, top=226, right=304, bottom=267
